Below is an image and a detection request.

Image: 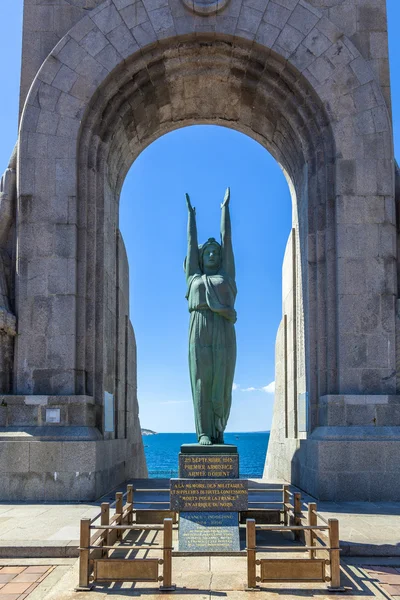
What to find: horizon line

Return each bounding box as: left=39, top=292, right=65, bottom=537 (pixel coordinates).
left=141, top=430, right=271, bottom=434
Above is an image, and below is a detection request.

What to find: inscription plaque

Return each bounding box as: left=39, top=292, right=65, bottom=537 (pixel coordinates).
left=179, top=512, right=240, bottom=552
left=170, top=479, right=248, bottom=512
left=179, top=453, right=238, bottom=478
left=45, top=408, right=60, bottom=423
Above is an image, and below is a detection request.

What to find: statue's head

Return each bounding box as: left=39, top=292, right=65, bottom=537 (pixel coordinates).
left=200, top=238, right=221, bottom=273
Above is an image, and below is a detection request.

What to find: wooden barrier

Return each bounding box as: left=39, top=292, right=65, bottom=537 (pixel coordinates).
left=78, top=519, right=91, bottom=590
left=125, top=485, right=177, bottom=525
left=307, top=506, right=342, bottom=590
left=77, top=518, right=175, bottom=591
left=100, top=502, right=109, bottom=558
left=282, top=487, right=303, bottom=531
left=283, top=485, right=290, bottom=526
left=78, top=481, right=340, bottom=593
left=307, top=502, right=317, bottom=559
left=132, top=483, right=288, bottom=526
left=246, top=515, right=257, bottom=589
left=241, top=485, right=300, bottom=526
left=132, top=483, right=292, bottom=527
left=77, top=486, right=176, bottom=592
left=293, top=492, right=302, bottom=540
left=130, top=483, right=301, bottom=529
left=328, top=518, right=341, bottom=590
left=246, top=502, right=343, bottom=592
left=127, top=484, right=134, bottom=524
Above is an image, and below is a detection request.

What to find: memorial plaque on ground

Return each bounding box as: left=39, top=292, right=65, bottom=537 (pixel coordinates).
left=179, top=512, right=240, bottom=552
left=179, top=453, right=238, bottom=478
left=170, top=479, right=248, bottom=511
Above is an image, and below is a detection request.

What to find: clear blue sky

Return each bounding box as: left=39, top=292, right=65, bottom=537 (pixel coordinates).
left=0, top=2, right=398, bottom=432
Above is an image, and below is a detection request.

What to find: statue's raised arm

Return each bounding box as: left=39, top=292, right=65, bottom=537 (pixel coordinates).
left=184, top=187, right=237, bottom=445
left=185, top=193, right=200, bottom=280
left=220, top=187, right=235, bottom=279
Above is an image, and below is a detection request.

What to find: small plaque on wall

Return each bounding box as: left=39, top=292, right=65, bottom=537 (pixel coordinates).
left=46, top=408, right=60, bottom=423
left=104, top=392, right=114, bottom=432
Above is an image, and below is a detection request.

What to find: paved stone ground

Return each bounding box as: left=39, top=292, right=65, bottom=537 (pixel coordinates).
left=4, top=556, right=400, bottom=600
left=0, top=565, right=54, bottom=599
left=364, top=566, right=400, bottom=599
left=299, top=497, right=400, bottom=556
left=0, top=542, right=399, bottom=599
left=0, top=503, right=99, bottom=558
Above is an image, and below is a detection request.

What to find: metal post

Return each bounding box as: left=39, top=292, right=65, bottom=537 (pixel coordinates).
left=116, top=492, right=123, bottom=540
left=328, top=518, right=341, bottom=590
left=293, top=492, right=301, bottom=540
left=101, top=502, right=109, bottom=557
left=246, top=519, right=258, bottom=590
left=294, top=492, right=302, bottom=540
left=160, top=518, right=175, bottom=591
left=127, top=484, right=134, bottom=524
left=77, top=518, right=91, bottom=590
left=283, top=485, right=289, bottom=526
left=308, top=502, right=317, bottom=559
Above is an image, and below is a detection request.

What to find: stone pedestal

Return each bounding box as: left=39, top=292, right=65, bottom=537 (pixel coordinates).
left=172, top=445, right=247, bottom=553
left=179, top=444, right=239, bottom=478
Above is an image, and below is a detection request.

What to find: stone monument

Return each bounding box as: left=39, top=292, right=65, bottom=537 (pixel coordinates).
left=178, top=189, right=246, bottom=552
left=0, top=0, right=398, bottom=502
left=171, top=446, right=248, bottom=553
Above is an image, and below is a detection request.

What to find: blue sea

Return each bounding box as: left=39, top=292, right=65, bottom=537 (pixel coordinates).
left=143, top=431, right=270, bottom=478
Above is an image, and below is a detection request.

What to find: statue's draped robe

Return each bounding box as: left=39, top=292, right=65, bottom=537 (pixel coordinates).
left=186, top=271, right=237, bottom=441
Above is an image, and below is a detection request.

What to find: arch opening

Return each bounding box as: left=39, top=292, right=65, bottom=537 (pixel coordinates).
left=75, top=35, right=337, bottom=446
left=118, top=124, right=291, bottom=467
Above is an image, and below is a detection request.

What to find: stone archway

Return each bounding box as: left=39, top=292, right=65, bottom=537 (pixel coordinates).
left=1, top=0, right=396, bottom=500
left=75, top=36, right=336, bottom=429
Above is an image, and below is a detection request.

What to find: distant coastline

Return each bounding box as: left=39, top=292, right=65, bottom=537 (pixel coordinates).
left=141, top=430, right=270, bottom=435
left=141, top=428, right=157, bottom=435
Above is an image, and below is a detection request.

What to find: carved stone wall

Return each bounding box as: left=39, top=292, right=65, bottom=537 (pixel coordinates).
left=1, top=0, right=396, bottom=500
left=20, top=0, right=105, bottom=115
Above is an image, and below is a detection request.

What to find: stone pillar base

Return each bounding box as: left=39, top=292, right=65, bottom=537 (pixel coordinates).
left=265, top=395, right=400, bottom=502
left=292, top=426, right=400, bottom=502
left=0, top=395, right=147, bottom=501
left=0, top=433, right=147, bottom=501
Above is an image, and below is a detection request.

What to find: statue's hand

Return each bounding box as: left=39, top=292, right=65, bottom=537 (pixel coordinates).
left=186, top=193, right=196, bottom=215
left=221, top=187, right=230, bottom=208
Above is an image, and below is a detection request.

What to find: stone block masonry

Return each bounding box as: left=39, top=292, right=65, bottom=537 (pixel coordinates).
left=0, top=0, right=396, bottom=501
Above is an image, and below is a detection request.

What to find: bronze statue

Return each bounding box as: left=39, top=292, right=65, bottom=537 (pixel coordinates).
left=185, top=188, right=237, bottom=445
